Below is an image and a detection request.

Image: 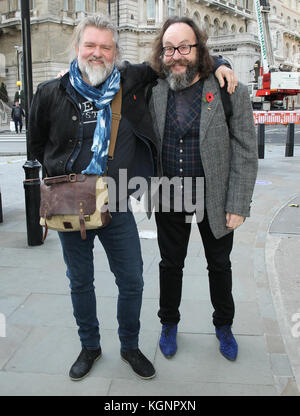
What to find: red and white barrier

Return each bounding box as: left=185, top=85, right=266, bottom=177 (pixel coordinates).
left=253, top=111, right=300, bottom=125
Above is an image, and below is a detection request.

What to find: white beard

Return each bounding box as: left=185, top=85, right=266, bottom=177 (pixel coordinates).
left=78, top=57, right=114, bottom=86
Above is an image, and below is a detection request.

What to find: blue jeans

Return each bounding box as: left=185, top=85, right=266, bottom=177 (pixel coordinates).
left=58, top=211, right=143, bottom=351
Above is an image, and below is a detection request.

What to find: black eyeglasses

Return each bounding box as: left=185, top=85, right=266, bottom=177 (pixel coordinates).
left=162, top=44, right=198, bottom=57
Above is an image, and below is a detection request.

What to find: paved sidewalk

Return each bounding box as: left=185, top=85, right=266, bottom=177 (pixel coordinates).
left=0, top=145, right=300, bottom=396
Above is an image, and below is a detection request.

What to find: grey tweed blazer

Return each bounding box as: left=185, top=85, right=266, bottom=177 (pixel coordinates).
left=149, top=73, right=258, bottom=239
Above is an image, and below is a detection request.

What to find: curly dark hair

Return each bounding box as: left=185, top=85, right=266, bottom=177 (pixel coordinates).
left=150, top=16, right=214, bottom=79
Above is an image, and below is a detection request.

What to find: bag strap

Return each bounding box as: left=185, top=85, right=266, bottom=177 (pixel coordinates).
left=108, top=86, right=122, bottom=160
left=219, top=80, right=233, bottom=129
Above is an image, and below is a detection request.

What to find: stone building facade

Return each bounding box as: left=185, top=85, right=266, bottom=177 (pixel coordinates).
left=0, top=0, right=299, bottom=102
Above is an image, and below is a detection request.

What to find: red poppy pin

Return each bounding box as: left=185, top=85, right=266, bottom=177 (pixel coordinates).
left=203, top=92, right=214, bottom=103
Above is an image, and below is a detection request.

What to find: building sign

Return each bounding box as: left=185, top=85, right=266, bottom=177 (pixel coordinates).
left=253, top=111, right=300, bottom=124
left=213, top=47, right=237, bottom=53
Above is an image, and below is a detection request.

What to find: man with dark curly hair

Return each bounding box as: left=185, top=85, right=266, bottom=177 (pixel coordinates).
left=149, top=16, right=258, bottom=362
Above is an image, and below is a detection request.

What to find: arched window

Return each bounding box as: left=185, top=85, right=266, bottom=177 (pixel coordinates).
left=231, top=24, right=236, bottom=33
left=222, top=21, right=229, bottom=35
left=193, top=11, right=200, bottom=26
left=204, top=15, right=210, bottom=35
left=213, top=18, right=220, bottom=36
left=239, top=26, right=244, bottom=33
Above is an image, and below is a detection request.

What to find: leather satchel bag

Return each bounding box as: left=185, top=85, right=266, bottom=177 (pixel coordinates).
left=39, top=87, right=122, bottom=240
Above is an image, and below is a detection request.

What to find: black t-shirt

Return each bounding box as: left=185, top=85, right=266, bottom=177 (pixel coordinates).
left=70, top=91, right=136, bottom=183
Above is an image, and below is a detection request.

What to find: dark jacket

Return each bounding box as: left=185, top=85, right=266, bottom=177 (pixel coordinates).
left=28, top=62, right=159, bottom=181
left=11, top=105, right=25, bottom=120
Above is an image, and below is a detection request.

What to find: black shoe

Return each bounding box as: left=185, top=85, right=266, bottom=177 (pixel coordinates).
left=69, top=347, right=102, bottom=381
left=121, top=349, right=156, bottom=379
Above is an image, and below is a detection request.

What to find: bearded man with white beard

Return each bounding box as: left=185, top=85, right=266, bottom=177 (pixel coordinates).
left=28, top=15, right=237, bottom=382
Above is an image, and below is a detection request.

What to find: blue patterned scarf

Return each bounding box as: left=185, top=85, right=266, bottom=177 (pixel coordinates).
left=69, top=59, right=120, bottom=175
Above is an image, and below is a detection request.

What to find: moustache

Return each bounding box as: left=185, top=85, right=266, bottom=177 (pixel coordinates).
left=164, top=58, right=189, bottom=68
left=87, top=58, right=106, bottom=64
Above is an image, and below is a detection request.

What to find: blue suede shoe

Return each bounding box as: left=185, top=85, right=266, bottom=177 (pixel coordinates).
left=215, top=325, right=238, bottom=361
left=159, top=324, right=178, bottom=358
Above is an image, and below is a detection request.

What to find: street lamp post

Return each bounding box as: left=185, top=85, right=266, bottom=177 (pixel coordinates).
left=21, top=0, right=43, bottom=246
left=14, top=45, right=23, bottom=101
left=16, top=80, right=22, bottom=103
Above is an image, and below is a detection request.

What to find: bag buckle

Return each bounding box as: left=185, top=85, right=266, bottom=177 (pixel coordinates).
left=69, top=173, right=77, bottom=183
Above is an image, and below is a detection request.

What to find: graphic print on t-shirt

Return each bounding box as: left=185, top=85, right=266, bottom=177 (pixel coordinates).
left=70, top=96, right=98, bottom=173
left=80, top=99, right=98, bottom=132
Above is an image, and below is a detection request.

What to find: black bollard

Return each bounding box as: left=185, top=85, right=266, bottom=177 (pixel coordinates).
left=257, top=123, right=265, bottom=159
left=285, top=123, right=294, bottom=157
left=21, top=0, right=43, bottom=245
left=23, top=162, right=43, bottom=246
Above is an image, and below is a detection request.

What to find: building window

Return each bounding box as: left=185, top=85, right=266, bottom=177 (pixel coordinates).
left=177, top=3, right=181, bottom=16
left=222, top=21, right=229, bottom=35
left=285, top=43, right=290, bottom=59
left=168, top=0, right=175, bottom=16
left=75, top=0, right=85, bottom=12
left=15, top=0, right=35, bottom=10
left=193, top=12, right=200, bottom=25
left=147, top=0, right=155, bottom=19
left=9, top=0, right=19, bottom=11
left=213, top=19, right=220, bottom=36
left=275, top=32, right=280, bottom=50
left=204, top=15, right=210, bottom=35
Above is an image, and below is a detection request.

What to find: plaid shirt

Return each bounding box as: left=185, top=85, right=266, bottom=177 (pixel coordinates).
left=162, top=80, right=205, bottom=179
left=161, top=80, right=205, bottom=209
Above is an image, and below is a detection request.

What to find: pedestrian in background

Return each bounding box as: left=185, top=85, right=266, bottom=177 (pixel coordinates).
left=11, top=101, right=25, bottom=134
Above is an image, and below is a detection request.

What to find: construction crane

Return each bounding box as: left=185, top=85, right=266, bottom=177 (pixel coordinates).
left=249, top=0, right=300, bottom=111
